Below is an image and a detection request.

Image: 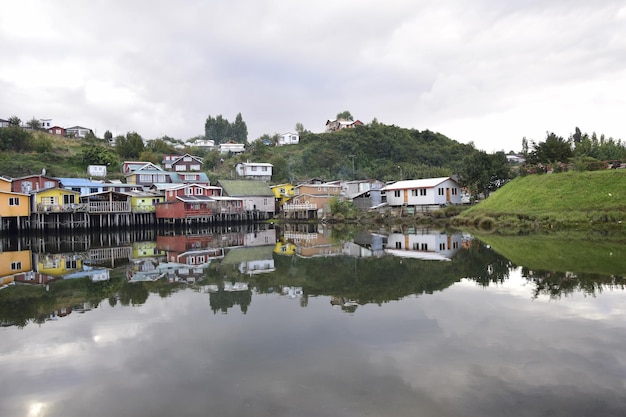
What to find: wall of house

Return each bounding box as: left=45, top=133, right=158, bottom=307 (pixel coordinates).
left=0, top=250, right=32, bottom=276
left=155, top=201, right=187, bottom=219
left=0, top=192, right=30, bottom=217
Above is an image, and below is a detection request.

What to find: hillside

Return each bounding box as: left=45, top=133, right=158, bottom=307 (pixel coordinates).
left=0, top=124, right=475, bottom=183
left=454, top=170, right=626, bottom=230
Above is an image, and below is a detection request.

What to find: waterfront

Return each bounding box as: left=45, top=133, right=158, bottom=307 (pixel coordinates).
left=1, top=226, right=625, bottom=416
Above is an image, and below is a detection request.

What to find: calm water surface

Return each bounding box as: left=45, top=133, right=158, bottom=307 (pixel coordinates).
left=1, top=226, right=625, bottom=417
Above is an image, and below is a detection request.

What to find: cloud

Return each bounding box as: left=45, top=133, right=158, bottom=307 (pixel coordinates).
left=1, top=0, right=625, bottom=151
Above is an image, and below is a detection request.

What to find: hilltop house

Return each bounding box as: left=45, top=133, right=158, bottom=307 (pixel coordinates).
left=325, top=118, right=364, bottom=132
left=162, top=153, right=203, bottom=171
left=235, top=162, right=273, bottom=181
left=278, top=132, right=299, bottom=146
left=219, top=141, right=245, bottom=154
left=65, top=126, right=93, bottom=138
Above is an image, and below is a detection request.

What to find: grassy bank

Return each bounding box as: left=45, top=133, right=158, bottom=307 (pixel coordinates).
left=471, top=230, right=626, bottom=275
left=453, top=170, right=626, bottom=231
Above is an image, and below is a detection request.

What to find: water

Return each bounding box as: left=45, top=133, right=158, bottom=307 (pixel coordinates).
left=1, top=225, right=625, bottom=417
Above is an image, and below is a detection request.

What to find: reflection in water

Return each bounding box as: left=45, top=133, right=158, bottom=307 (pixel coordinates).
left=1, top=226, right=625, bottom=327
left=1, top=226, right=626, bottom=416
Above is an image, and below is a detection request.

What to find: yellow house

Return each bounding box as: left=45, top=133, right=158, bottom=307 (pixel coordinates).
left=0, top=250, right=33, bottom=278
left=273, top=240, right=297, bottom=256
left=0, top=176, right=12, bottom=192
left=31, top=188, right=83, bottom=213
left=132, top=241, right=162, bottom=258
left=34, top=253, right=82, bottom=277
left=127, top=190, right=165, bottom=213
left=271, top=183, right=295, bottom=206
left=0, top=190, right=30, bottom=218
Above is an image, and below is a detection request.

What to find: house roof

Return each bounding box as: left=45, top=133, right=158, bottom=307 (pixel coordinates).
left=175, top=195, right=216, bottom=203
left=57, top=178, right=105, bottom=187
left=123, top=161, right=163, bottom=172
left=381, top=177, right=456, bottom=191
left=65, top=126, right=92, bottom=130
left=237, top=162, right=273, bottom=167
left=12, top=174, right=58, bottom=182
left=217, top=180, right=274, bottom=197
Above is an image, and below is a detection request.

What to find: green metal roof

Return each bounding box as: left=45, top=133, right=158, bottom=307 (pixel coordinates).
left=217, top=180, right=274, bottom=197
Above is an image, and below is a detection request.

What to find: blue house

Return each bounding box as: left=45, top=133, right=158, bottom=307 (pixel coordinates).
left=57, top=178, right=105, bottom=195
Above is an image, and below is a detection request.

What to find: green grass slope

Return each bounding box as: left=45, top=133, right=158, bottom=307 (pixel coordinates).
left=456, top=170, right=626, bottom=230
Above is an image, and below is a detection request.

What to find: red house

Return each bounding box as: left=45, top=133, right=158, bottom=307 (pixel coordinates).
left=11, top=174, right=60, bottom=194
left=156, top=184, right=226, bottom=220
left=156, top=234, right=225, bottom=264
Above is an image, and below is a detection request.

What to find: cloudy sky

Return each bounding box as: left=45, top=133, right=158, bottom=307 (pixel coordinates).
left=1, top=0, right=625, bottom=152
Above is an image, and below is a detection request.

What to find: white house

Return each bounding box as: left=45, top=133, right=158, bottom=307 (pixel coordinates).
left=219, top=141, right=245, bottom=154
left=278, top=132, right=299, bottom=146
left=235, top=162, right=273, bottom=181
left=381, top=177, right=461, bottom=209
left=188, top=139, right=215, bottom=150
left=66, top=126, right=93, bottom=138
left=384, top=230, right=463, bottom=261
left=0, top=118, right=9, bottom=128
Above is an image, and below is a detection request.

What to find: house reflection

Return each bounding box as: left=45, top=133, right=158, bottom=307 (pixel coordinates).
left=382, top=228, right=463, bottom=261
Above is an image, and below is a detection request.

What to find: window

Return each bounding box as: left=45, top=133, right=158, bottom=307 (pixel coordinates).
left=41, top=196, right=56, bottom=205
left=421, top=243, right=428, bottom=250
left=175, top=165, right=186, bottom=171
left=65, top=260, right=78, bottom=269
left=394, top=190, right=400, bottom=197
left=9, top=197, right=20, bottom=206
left=90, top=187, right=99, bottom=193
left=11, top=261, right=22, bottom=270
left=63, top=194, right=75, bottom=204
left=156, top=175, right=166, bottom=183
left=451, top=188, right=458, bottom=195
left=72, top=187, right=81, bottom=192
left=195, top=187, right=203, bottom=195
left=438, top=188, right=444, bottom=196
left=190, top=164, right=200, bottom=170
left=251, top=166, right=257, bottom=171
left=185, top=187, right=193, bottom=196
left=44, top=181, right=55, bottom=188
left=420, top=189, right=427, bottom=196
left=139, top=174, right=151, bottom=183
left=439, top=243, right=446, bottom=250
left=262, top=166, right=268, bottom=172
left=395, top=241, right=402, bottom=249
left=184, top=156, right=192, bottom=162
left=263, top=198, right=268, bottom=205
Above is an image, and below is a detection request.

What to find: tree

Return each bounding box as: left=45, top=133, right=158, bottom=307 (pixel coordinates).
left=104, top=130, right=113, bottom=142
left=8, top=116, right=21, bottom=126
left=114, top=132, right=145, bottom=159
left=336, top=110, right=354, bottom=121
left=0, top=126, right=34, bottom=151
left=528, top=132, right=573, bottom=164
left=459, top=150, right=511, bottom=198
left=26, top=118, right=41, bottom=130
left=231, top=112, right=248, bottom=143
left=81, top=144, right=118, bottom=166
left=521, top=137, right=529, bottom=156
left=205, top=114, right=232, bottom=145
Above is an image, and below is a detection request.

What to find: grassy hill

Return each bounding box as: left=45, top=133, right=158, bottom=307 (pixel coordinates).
left=454, top=170, right=626, bottom=231
left=1, top=124, right=475, bottom=183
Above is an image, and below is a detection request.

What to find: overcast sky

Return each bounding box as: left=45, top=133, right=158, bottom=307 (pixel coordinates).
left=1, top=0, right=625, bottom=152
